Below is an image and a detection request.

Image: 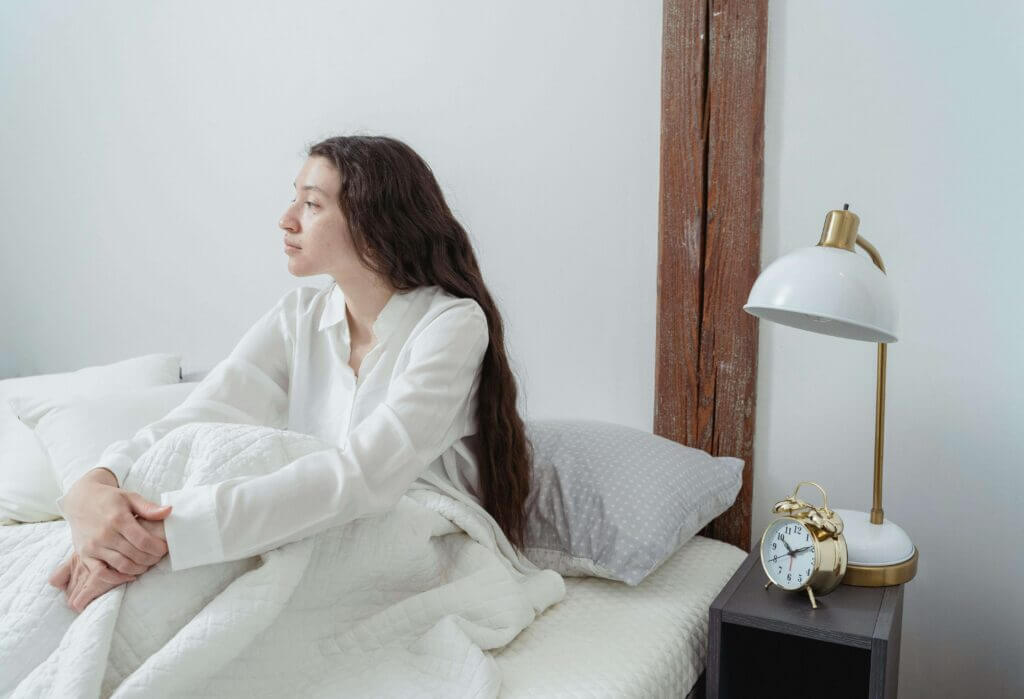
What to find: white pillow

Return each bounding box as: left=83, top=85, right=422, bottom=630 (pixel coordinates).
left=10, top=382, right=198, bottom=500
left=0, top=354, right=182, bottom=524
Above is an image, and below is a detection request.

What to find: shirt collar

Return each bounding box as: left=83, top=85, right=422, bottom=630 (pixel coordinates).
left=317, top=282, right=417, bottom=346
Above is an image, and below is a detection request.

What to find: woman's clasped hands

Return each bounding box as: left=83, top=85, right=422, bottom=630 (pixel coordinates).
left=49, top=467, right=174, bottom=612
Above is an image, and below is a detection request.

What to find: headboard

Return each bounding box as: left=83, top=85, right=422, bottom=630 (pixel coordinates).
left=654, top=0, right=768, bottom=552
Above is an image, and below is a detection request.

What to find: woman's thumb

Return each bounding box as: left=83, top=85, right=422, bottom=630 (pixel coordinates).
left=125, top=492, right=173, bottom=520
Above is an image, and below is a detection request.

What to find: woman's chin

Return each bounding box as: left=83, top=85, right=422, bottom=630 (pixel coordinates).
left=286, top=264, right=317, bottom=278
left=286, top=259, right=311, bottom=276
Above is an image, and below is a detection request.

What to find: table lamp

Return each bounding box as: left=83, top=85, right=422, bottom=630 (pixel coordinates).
left=744, top=204, right=918, bottom=586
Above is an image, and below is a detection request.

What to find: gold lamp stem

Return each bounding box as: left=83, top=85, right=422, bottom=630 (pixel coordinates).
left=859, top=231, right=888, bottom=526
left=819, top=207, right=891, bottom=528
left=872, top=342, right=886, bottom=524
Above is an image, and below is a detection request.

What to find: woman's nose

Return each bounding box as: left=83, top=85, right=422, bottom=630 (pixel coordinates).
left=279, top=211, right=298, bottom=232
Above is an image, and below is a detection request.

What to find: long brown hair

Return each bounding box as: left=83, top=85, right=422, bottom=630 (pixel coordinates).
left=307, top=135, right=532, bottom=552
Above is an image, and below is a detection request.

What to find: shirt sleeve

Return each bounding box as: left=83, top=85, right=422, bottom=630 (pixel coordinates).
left=157, top=301, right=489, bottom=572
left=55, top=293, right=294, bottom=510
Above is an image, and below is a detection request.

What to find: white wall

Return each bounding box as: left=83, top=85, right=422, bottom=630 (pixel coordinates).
left=5, top=1, right=1021, bottom=696
left=755, top=2, right=1023, bottom=697
left=0, top=0, right=663, bottom=432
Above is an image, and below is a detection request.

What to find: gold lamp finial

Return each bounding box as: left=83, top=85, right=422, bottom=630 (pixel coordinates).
left=817, top=203, right=887, bottom=274
left=817, top=203, right=860, bottom=252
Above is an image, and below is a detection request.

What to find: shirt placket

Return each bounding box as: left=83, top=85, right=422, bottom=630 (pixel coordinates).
left=340, top=342, right=384, bottom=438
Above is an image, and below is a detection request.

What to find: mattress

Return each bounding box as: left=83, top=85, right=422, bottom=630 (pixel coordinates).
left=492, top=535, right=747, bottom=698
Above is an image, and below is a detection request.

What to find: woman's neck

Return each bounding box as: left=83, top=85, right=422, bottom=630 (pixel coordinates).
left=336, top=278, right=395, bottom=344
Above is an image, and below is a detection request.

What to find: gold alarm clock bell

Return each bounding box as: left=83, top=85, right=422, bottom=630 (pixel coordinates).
left=760, top=481, right=848, bottom=609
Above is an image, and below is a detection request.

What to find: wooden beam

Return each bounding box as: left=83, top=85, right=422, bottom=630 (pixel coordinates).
left=655, top=0, right=708, bottom=451
left=655, top=0, right=767, bottom=551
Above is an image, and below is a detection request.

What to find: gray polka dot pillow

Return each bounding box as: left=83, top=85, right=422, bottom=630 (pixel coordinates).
left=522, top=418, right=743, bottom=586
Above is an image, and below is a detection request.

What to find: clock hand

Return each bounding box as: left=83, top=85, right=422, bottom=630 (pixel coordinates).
left=768, top=545, right=806, bottom=563
left=769, top=540, right=819, bottom=563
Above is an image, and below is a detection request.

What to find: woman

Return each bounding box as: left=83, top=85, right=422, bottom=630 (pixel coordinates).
left=50, top=135, right=534, bottom=612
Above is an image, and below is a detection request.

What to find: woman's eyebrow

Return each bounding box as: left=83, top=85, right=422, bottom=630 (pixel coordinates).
left=292, top=182, right=328, bottom=195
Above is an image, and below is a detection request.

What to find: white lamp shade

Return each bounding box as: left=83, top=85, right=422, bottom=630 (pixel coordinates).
left=744, top=245, right=899, bottom=343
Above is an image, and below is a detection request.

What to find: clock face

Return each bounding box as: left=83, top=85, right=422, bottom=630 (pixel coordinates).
left=761, top=519, right=817, bottom=590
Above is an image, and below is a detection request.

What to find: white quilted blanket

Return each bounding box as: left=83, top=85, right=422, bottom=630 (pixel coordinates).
left=0, top=422, right=566, bottom=698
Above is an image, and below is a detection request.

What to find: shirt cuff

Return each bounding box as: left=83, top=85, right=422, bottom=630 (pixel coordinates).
left=55, top=494, right=68, bottom=519
left=61, top=452, right=136, bottom=494
left=159, top=484, right=224, bottom=572
left=99, top=453, right=138, bottom=490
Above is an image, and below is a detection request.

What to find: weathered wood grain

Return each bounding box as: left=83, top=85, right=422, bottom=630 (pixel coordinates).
left=656, top=0, right=767, bottom=551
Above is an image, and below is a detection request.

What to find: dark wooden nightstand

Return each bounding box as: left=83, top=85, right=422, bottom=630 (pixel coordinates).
left=706, top=550, right=904, bottom=698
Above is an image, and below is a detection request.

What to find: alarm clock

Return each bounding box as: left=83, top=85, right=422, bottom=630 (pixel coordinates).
left=759, top=481, right=848, bottom=609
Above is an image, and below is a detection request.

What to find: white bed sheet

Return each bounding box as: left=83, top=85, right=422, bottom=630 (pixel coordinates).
left=492, top=535, right=747, bottom=698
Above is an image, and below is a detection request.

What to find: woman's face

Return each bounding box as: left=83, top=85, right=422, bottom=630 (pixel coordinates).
left=278, top=156, right=361, bottom=280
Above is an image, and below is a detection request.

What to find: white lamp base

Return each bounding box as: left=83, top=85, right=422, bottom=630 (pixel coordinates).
left=833, top=508, right=919, bottom=586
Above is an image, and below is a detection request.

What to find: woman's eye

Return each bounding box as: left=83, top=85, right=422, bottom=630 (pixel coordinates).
left=305, top=201, right=318, bottom=209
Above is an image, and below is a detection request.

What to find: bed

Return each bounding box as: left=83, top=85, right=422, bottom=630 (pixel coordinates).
left=493, top=536, right=746, bottom=698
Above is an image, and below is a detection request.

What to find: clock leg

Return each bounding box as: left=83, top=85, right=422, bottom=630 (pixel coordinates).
left=764, top=580, right=773, bottom=591
left=806, top=587, right=818, bottom=609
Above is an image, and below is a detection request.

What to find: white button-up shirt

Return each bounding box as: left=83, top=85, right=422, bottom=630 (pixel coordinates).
left=62, top=282, right=490, bottom=571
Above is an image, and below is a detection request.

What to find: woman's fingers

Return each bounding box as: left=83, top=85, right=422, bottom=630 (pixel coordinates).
left=99, top=546, right=149, bottom=576
left=63, top=561, right=76, bottom=603
left=88, top=557, right=136, bottom=586
left=97, top=563, right=136, bottom=586
left=69, top=578, right=86, bottom=610
left=108, top=530, right=164, bottom=568
left=118, top=517, right=168, bottom=560
left=67, top=559, right=87, bottom=609
left=68, top=558, right=136, bottom=612
left=49, top=557, right=73, bottom=588
left=70, top=578, right=95, bottom=611
left=81, top=522, right=161, bottom=574
left=123, top=492, right=172, bottom=523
